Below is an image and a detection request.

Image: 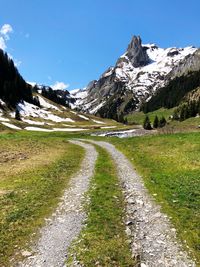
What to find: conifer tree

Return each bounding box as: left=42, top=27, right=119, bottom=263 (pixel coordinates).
left=143, top=115, right=152, bottom=130
left=153, top=115, right=159, bottom=128
left=158, top=116, right=167, bottom=128
left=15, top=109, right=21, bottom=120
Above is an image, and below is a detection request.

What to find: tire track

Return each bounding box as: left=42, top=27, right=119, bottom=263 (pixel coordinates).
left=18, top=141, right=97, bottom=267
left=86, top=140, right=195, bottom=267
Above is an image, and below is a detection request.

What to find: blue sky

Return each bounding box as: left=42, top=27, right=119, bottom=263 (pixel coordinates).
left=0, top=0, right=199, bottom=90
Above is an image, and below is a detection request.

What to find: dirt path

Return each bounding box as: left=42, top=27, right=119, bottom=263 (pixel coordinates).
left=18, top=141, right=97, bottom=267
left=86, top=140, right=196, bottom=267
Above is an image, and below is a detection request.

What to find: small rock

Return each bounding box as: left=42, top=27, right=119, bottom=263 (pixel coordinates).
left=141, top=263, right=147, bottom=267
left=127, top=198, right=135, bottom=204
left=125, top=228, right=132, bottom=236
left=21, top=250, right=32, bottom=257
left=126, top=220, right=133, bottom=226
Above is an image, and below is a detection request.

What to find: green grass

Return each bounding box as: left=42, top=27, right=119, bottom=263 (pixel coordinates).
left=126, top=108, right=175, bottom=125
left=110, top=132, right=200, bottom=264
left=0, top=131, right=84, bottom=266
left=166, top=116, right=200, bottom=133
left=67, top=144, right=135, bottom=267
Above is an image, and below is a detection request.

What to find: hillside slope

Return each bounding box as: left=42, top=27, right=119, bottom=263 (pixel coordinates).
left=0, top=94, right=120, bottom=132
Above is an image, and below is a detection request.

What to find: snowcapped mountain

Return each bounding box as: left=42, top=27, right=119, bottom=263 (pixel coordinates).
left=70, top=36, right=200, bottom=118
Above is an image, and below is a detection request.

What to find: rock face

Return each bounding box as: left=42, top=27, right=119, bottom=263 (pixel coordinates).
left=126, top=36, right=150, bottom=67
left=69, top=36, right=200, bottom=118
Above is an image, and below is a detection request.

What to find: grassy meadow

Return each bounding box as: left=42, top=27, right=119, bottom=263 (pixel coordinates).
left=125, top=108, right=175, bottom=125
left=0, top=131, right=84, bottom=265
left=110, top=132, right=200, bottom=264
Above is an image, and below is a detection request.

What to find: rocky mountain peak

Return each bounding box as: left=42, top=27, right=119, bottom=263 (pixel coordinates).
left=126, top=35, right=150, bottom=67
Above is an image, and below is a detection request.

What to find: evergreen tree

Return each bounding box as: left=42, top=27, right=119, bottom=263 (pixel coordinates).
left=118, top=112, right=125, bottom=123
left=15, top=109, right=21, bottom=121
left=0, top=48, right=33, bottom=108
left=153, top=115, right=159, bottom=128
left=158, top=116, right=167, bottom=128
left=143, top=115, right=152, bottom=130
left=124, top=117, right=128, bottom=125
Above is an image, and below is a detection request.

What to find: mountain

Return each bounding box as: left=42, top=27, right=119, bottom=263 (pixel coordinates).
left=33, top=84, right=73, bottom=107
left=70, top=36, right=200, bottom=119
left=0, top=51, right=117, bottom=131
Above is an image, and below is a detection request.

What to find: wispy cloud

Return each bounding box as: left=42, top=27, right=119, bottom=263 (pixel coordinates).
left=0, top=24, right=13, bottom=50
left=0, top=24, right=23, bottom=67
left=51, top=81, right=69, bottom=90
left=0, top=24, right=13, bottom=39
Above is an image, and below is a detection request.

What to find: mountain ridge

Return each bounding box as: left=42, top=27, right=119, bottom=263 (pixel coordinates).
left=69, top=36, right=199, bottom=119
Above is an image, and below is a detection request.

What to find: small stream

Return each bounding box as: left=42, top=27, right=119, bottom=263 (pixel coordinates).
left=91, top=128, right=155, bottom=138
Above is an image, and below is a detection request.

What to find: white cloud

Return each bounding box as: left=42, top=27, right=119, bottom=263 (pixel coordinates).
left=0, top=24, right=13, bottom=39
left=0, top=36, right=6, bottom=50
left=14, top=59, right=22, bottom=67
left=51, top=81, right=69, bottom=91
left=0, top=23, right=13, bottom=50
left=0, top=24, right=22, bottom=67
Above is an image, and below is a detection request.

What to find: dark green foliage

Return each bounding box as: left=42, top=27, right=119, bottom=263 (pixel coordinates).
left=0, top=49, right=33, bottom=108
left=143, top=115, right=152, bottom=130
left=153, top=115, right=159, bottom=128
left=41, top=86, right=70, bottom=108
left=32, top=96, right=41, bottom=107
left=117, top=112, right=125, bottom=123
left=97, top=83, right=139, bottom=120
left=173, top=109, right=179, bottom=120
left=173, top=98, right=200, bottom=121
left=158, top=116, right=167, bottom=128
left=142, top=70, right=200, bottom=113
left=15, top=109, right=21, bottom=121
left=124, top=117, right=128, bottom=125
left=124, top=98, right=137, bottom=113
left=97, top=95, right=123, bottom=120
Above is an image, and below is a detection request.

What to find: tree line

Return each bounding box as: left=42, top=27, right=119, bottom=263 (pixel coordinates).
left=0, top=49, right=33, bottom=108
left=172, top=98, right=200, bottom=121
left=143, top=115, right=166, bottom=130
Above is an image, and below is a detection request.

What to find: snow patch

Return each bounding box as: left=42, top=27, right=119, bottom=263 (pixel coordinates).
left=52, top=128, right=87, bottom=132
left=25, top=126, right=87, bottom=132
left=23, top=119, right=45, bottom=125
left=25, top=127, right=53, bottom=132
left=101, top=126, right=117, bottom=129
left=1, top=122, right=21, bottom=130
left=78, top=114, right=89, bottom=120
left=0, top=99, right=6, bottom=106
left=92, top=119, right=105, bottom=124
left=17, top=101, right=75, bottom=123
left=0, top=115, right=10, bottom=122
left=38, top=96, right=61, bottom=111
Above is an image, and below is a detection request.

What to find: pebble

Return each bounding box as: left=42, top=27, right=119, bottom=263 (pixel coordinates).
left=21, top=251, right=32, bottom=257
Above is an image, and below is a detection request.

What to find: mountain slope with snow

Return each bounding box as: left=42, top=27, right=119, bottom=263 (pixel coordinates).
left=0, top=94, right=119, bottom=131
left=70, top=36, right=200, bottom=118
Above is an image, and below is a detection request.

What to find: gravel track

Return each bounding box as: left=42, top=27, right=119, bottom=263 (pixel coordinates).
left=86, top=140, right=196, bottom=267
left=18, top=141, right=97, bottom=267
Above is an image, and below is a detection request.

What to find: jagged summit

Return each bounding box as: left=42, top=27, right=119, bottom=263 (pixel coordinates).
left=126, top=35, right=150, bottom=67
left=69, top=36, right=199, bottom=117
